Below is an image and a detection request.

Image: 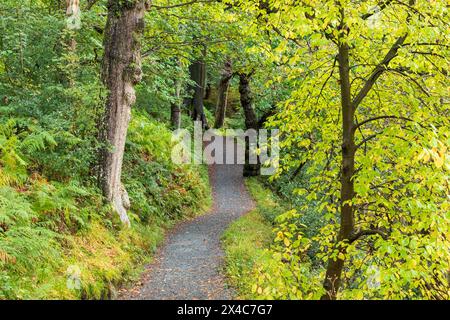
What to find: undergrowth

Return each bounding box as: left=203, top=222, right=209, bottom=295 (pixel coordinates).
left=0, top=112, right=210, bottom=300
left=222, top=177, right=323, bottom=300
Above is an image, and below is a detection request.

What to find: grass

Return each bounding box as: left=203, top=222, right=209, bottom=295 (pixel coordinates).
left=245, top=177, right=288, bottom=224
left=222, top=177, right=282, bottom=299
left=222, top=178, right=324, bottom=300
left=222, top=211, right=272, bottom=299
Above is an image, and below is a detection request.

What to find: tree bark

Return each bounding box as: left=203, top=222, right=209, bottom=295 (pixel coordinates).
left=170, top=78, right=182, bottom=129
left=204, top=82, right=212, bottom=100
left=214, top=59, right=232, bottom=129
left=190, top=58, right=208, bottom=129
left=239, top=73, right=260, bottom=177
left=100, top=0, right=149, bottom=226
left=66, top=0, right=79, bottom=51
left=64, top=0, right=80, bottom=87
left=321, top=18, right=355, bottom=300
left=170, top=102, right=181, bottom=130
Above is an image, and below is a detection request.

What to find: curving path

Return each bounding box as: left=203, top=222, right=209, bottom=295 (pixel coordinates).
left=118, top=135, right=254, bottom=300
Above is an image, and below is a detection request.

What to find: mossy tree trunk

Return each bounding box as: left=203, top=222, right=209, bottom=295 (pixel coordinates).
left=100, top=0, right=149, bottom=226
left=189, top=46, right=209, bottom=130
left=239, top=72, right=260, bottom=177
left=214, top=59, right=232, bottom=129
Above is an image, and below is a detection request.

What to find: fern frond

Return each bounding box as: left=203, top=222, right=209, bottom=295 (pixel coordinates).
left=21, top=130, right=57, bottom=153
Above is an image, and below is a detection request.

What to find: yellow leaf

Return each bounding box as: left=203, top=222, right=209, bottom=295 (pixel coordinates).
left=284, top=237, right=291, bottom=247
left=434, top=155, right=444, bottom=168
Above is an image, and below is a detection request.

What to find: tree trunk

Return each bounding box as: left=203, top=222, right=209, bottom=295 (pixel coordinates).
left=321, top=33, right=355, bottom=300
left=239, top=73, right=260, bottom=177
left=64, top=0, right=80, bottom=87
left=65, top=0, right=79, bottom=51
left=190, top=58, right=208, bottom=129
left=100, top=0, right=149, bottom=226
left=170, top=102, right=181, bottom=130
left=214, top=59, right=232, bottom=129
left=204, top=82, right=212, bottom=100
left=170, top=79, right=182, bottom=129
left=182, top=75, right=194, bottom=112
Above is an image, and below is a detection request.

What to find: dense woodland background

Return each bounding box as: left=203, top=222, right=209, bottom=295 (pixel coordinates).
left=0, top=0, right=449, bottom=300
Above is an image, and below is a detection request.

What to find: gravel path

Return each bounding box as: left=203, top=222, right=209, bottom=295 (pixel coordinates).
left=119, top=135, right=254, bottom=300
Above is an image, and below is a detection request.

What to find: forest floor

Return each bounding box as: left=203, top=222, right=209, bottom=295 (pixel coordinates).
left=118, top=135, right=254, bottom=300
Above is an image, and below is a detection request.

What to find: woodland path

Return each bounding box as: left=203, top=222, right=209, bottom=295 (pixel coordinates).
left=118, top=135, right=254, bottom=300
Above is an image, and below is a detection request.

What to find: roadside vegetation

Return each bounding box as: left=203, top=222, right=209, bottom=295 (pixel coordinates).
left=223, top=178, right=323, bottom=300
left=0, top=112, right=210, bottom=299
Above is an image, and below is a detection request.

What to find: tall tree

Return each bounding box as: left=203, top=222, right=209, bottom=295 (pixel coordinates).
left=321, top=5, right=355, bottom=300
left=239, top=72, right=260, bottom=176
left=190, top=60, right=208, bottom=129
left=247, top=0, right=449, bottom=299
left=214, top=59, right=233, bottom=129
left=100, top=0, right=149, bottom=226
left=189, top=45, right=209, bottom=130
left=322, top=2, right=413, bottom=300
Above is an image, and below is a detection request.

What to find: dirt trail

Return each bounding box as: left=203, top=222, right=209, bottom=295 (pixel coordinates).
left=119, top=135, right=254, bottom=300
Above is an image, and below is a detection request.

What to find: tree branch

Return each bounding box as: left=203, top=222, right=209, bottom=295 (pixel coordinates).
left=85, top=0, right=100, bottom=11
left=316, top=56, right=338, bottom=103
left=152, top=0, right=216, bottom=10
left=361, top=0, right=394, bottom=20
left=352, top=34, right=408, bottom=110
left=349, top=229, right=388, bottom=243
left=387, top=68, right=431, bottom=97
left=354, top=115, right=414, bottom=131
left=356, top=133, right=379, bottom=149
